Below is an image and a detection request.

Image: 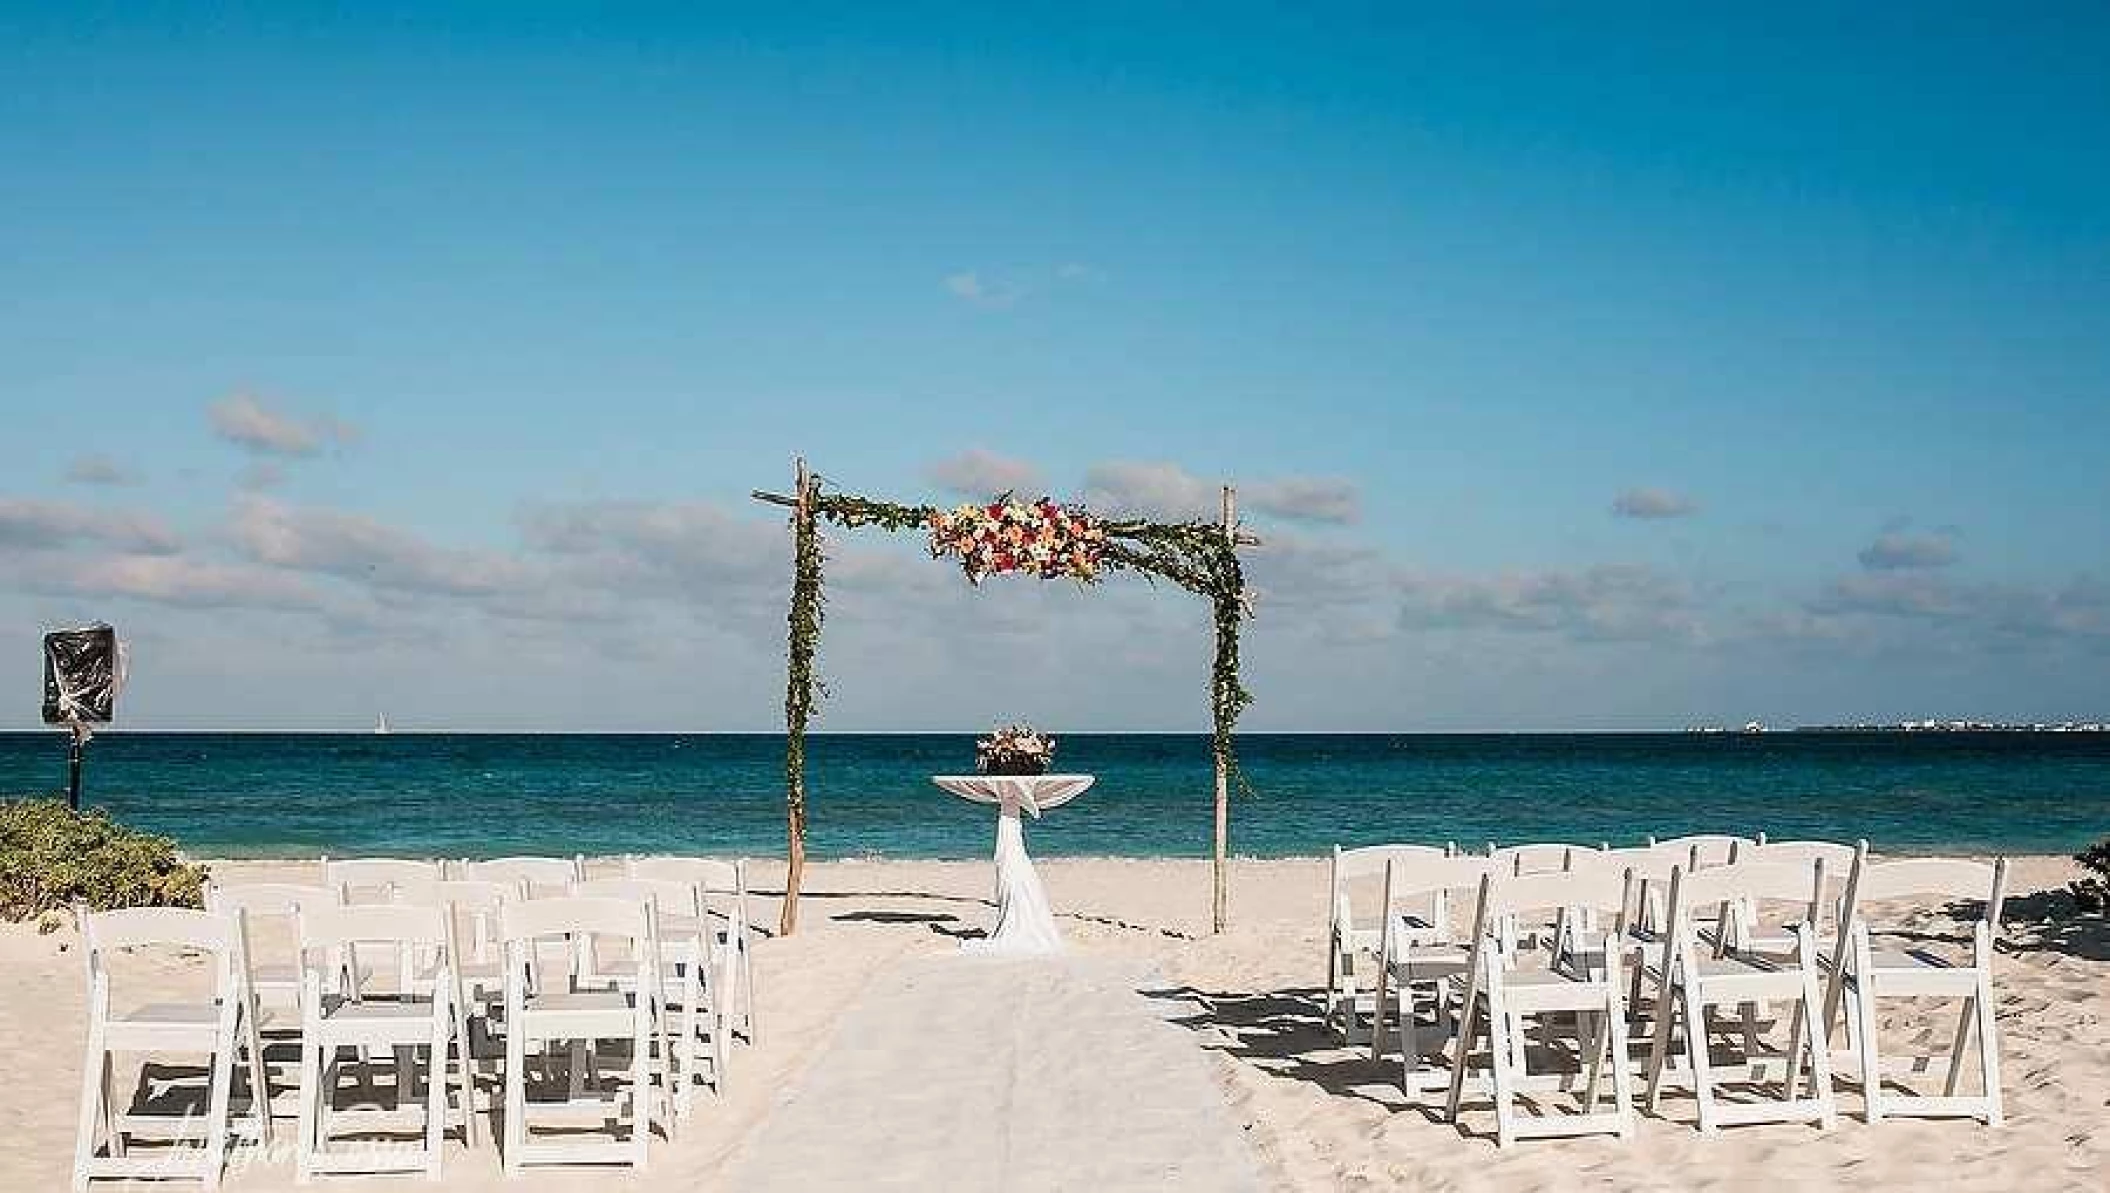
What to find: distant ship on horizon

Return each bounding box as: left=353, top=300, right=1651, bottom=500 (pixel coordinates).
left=374, top=713, right=390, bottom=736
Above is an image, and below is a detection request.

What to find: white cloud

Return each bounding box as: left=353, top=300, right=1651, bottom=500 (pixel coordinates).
left=1857, top=531, right=1958, bottom=570
left=52, top=554, right=324, bottom=610
left=925, top=449, right=1045, bottom=497
left=209, top=393, right=359, bottom=458
left=232, top=496, right=531, bottom=596
left=943, top=270, right=1021, bottom=309
left=1612, top=487, right=1699, bottom=519
left=1398, top=563, right=1704, bottom=643
left=0, top=497, right=181, bottom=554
left=63, top=455, right=141, bottom=486
left=1084, top=460, right=1361, bottom=525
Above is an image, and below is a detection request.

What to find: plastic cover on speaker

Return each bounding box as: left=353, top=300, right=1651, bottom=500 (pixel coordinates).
left=42, top=624, right=121, bottom=724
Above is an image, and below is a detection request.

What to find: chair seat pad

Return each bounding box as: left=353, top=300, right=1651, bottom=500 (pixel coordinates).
left=118, top=1002, right=224, bottom=1027
left=320, top=996, right=441, bottom=1022
left=530, top=990, right=636, bottom=1013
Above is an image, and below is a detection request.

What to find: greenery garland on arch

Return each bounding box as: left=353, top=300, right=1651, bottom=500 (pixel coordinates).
left=757, top=463, right=1254, bottom=936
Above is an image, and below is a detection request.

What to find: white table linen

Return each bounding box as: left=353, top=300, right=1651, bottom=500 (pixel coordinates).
left=931, top=774, right=1094, bottom=955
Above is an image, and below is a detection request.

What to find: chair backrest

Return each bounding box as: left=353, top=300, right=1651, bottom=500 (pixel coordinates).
left=207, top=881, right=340, bottom=920
left=82, top=905, right=238, bottom=955
left=501, top=894, right=654, bottom=993
left=391, top=877, right=519, bottom=964
left=1663, top=859, right=1825, bottom=957
left=1851, top=857, right=2008, bottom=927
left=323, top=857, right=442, bottom=904
left=79, top=905, right=247, bottom=1007
left=1647, top=833, right=1764, bottom=869
left=1331, top=844, right=1453, bottom=930
left=1379, top=854, right=1496, bottom=903
left=1736, top=839, right=1868, bottom=930
left=467, top=855, right=583, bottom=896
left=299, top=902, right=453, bottom=1003
left=576, top=876, right=700, bottom=919
left=1490, top=842, right=1605, bottom=877
left=627, top=855, right=751, bottom=936
left=1736, top=839, right=1864, bottom=871
left=501, top=894, right=651, bottom=949
left=1470, top=867, right=1631, bottom=925
left=299, top=902, right=450, bottom=952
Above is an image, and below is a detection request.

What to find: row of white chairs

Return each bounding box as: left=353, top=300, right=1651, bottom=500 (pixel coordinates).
left=72, top=855, right=760, bottom=1189
left=1332, top=838, right=2007, bottom=1146
left=1327, top=834, right=1764, bottom=1034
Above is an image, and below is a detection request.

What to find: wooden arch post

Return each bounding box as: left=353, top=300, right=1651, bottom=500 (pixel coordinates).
left=1212, top=484, right=1235, bottom=935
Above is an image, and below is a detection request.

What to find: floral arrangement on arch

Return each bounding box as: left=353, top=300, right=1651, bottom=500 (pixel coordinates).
left=927, top=497, right=1108, bottom=584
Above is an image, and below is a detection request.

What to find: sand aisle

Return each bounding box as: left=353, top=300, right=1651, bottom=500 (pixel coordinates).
left=721, top=954, right=1263, bottom=1192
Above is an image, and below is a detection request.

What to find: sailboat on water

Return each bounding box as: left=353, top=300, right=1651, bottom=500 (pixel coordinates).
left=374, top=713, right=391, bottom=736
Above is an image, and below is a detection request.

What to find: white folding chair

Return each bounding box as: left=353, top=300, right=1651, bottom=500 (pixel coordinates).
left=1367, top=854, right=1497, bottom=1101
left=73, top=906, right=271, bottom=1191
left=321, top=858, right=441, bottom=906
left=1487, top=842, right=1607, bottom=876
left=1325, top=843, right=1454, bottom=1042
left=463, top=855, right=584, bottom=898
left=500, top=895, right=670, bottom=1173
left=577, top=876, right=724, bottom=1116
left=1726, top=839, right=1868, bottom=956
left=293, top=902, right=470, bottom=1182
left=1829, top=857, right=2008, bottom=1125
left=203, top=882, right=343, bottom=1123
left=629, top=855, right=759, bottom=1044
left=1645, top=833, right=1764, bottom=871
left=390, top=876, right=521, bottom=1121
left=1642, top=860, right=1839, bottom=1134
left=1441, top=867, right=1637, bottom=1146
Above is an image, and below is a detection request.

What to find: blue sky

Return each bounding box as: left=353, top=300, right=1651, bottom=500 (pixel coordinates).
left=3, top=3, right=2108, bottom=730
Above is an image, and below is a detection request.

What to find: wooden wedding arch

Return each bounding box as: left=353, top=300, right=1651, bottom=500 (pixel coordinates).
left=753, top=458, right=1258, bottom=936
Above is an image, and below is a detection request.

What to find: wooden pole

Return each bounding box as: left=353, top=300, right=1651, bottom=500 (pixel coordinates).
left=780, top=457, right=813, bottom=937
left=66, top=723, right=86, bottom=811
left=1213, top=483, right=1235, bottom=934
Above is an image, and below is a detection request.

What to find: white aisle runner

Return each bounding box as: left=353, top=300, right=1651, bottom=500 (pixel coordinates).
left=723, top=956, right=1262, bottom=1192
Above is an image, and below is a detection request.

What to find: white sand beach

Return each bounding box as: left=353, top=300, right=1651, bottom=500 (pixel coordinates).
left=8, top=854, right=2104, bottom=1191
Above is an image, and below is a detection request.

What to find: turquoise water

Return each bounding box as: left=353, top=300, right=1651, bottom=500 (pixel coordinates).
left=2, top=732, right=2105, bottom=859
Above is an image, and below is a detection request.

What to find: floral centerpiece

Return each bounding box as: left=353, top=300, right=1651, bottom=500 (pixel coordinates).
left=928, top=497, right=1108, bottom=585
left=976, top=723, right=1056, bottom=776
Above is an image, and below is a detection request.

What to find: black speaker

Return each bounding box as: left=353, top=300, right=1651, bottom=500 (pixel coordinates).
left=42, top=624, right=119, bottom=725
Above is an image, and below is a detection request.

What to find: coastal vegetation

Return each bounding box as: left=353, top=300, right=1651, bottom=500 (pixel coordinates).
left=0, top=797, right=207, bottom=921
left=2073, top=836, right=2110, bottom=912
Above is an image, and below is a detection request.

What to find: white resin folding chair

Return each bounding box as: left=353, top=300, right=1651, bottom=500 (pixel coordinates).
left=321, top=857, right=441, bottom=906
left=628, top=855, right=759, bottom=1044
left=1326, top=843, right=1454, bottom=1041
left=294, top=902, right=469, bottom=1181
left=1441, top=867, right=1637, bottom=1146
left=1726, top=840, right=1868, bottom=957
left=1642, top=860, right=1838, bottom=1134
left=73, top=906, right=271, bottom=1192
left=576, top=876, right=724, bottom=1115
left=1645, top=833, right=1764, bottom=871
left=464, top=855, right=584, bottom=898
left=390, top=876, right=522, bottom=1119
left=1828, top=857, right=2008, bottom=1125
left=203, top=882, right=343, bottom=1123
left=1367, top=854, right=1497, bottom=1101
left=391, top=876, right=520, bottom=999
left=1487, top=842, right=1607, bottom=877
left=500, top=895, right=671, bottom=1173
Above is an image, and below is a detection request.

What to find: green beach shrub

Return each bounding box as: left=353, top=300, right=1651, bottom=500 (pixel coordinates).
left=2074, top=836, right=2110, bottom=913
left=0, top=797, right=208, bottom=921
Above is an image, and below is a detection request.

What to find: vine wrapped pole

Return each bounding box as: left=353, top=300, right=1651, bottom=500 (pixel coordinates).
left=1213, top=485, right=1235, bottom=934
left=772, top=458, right=821, bottom=936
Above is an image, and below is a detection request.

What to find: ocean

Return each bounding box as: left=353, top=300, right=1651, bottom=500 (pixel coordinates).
left=2, top=732, right=2105, bottom=860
